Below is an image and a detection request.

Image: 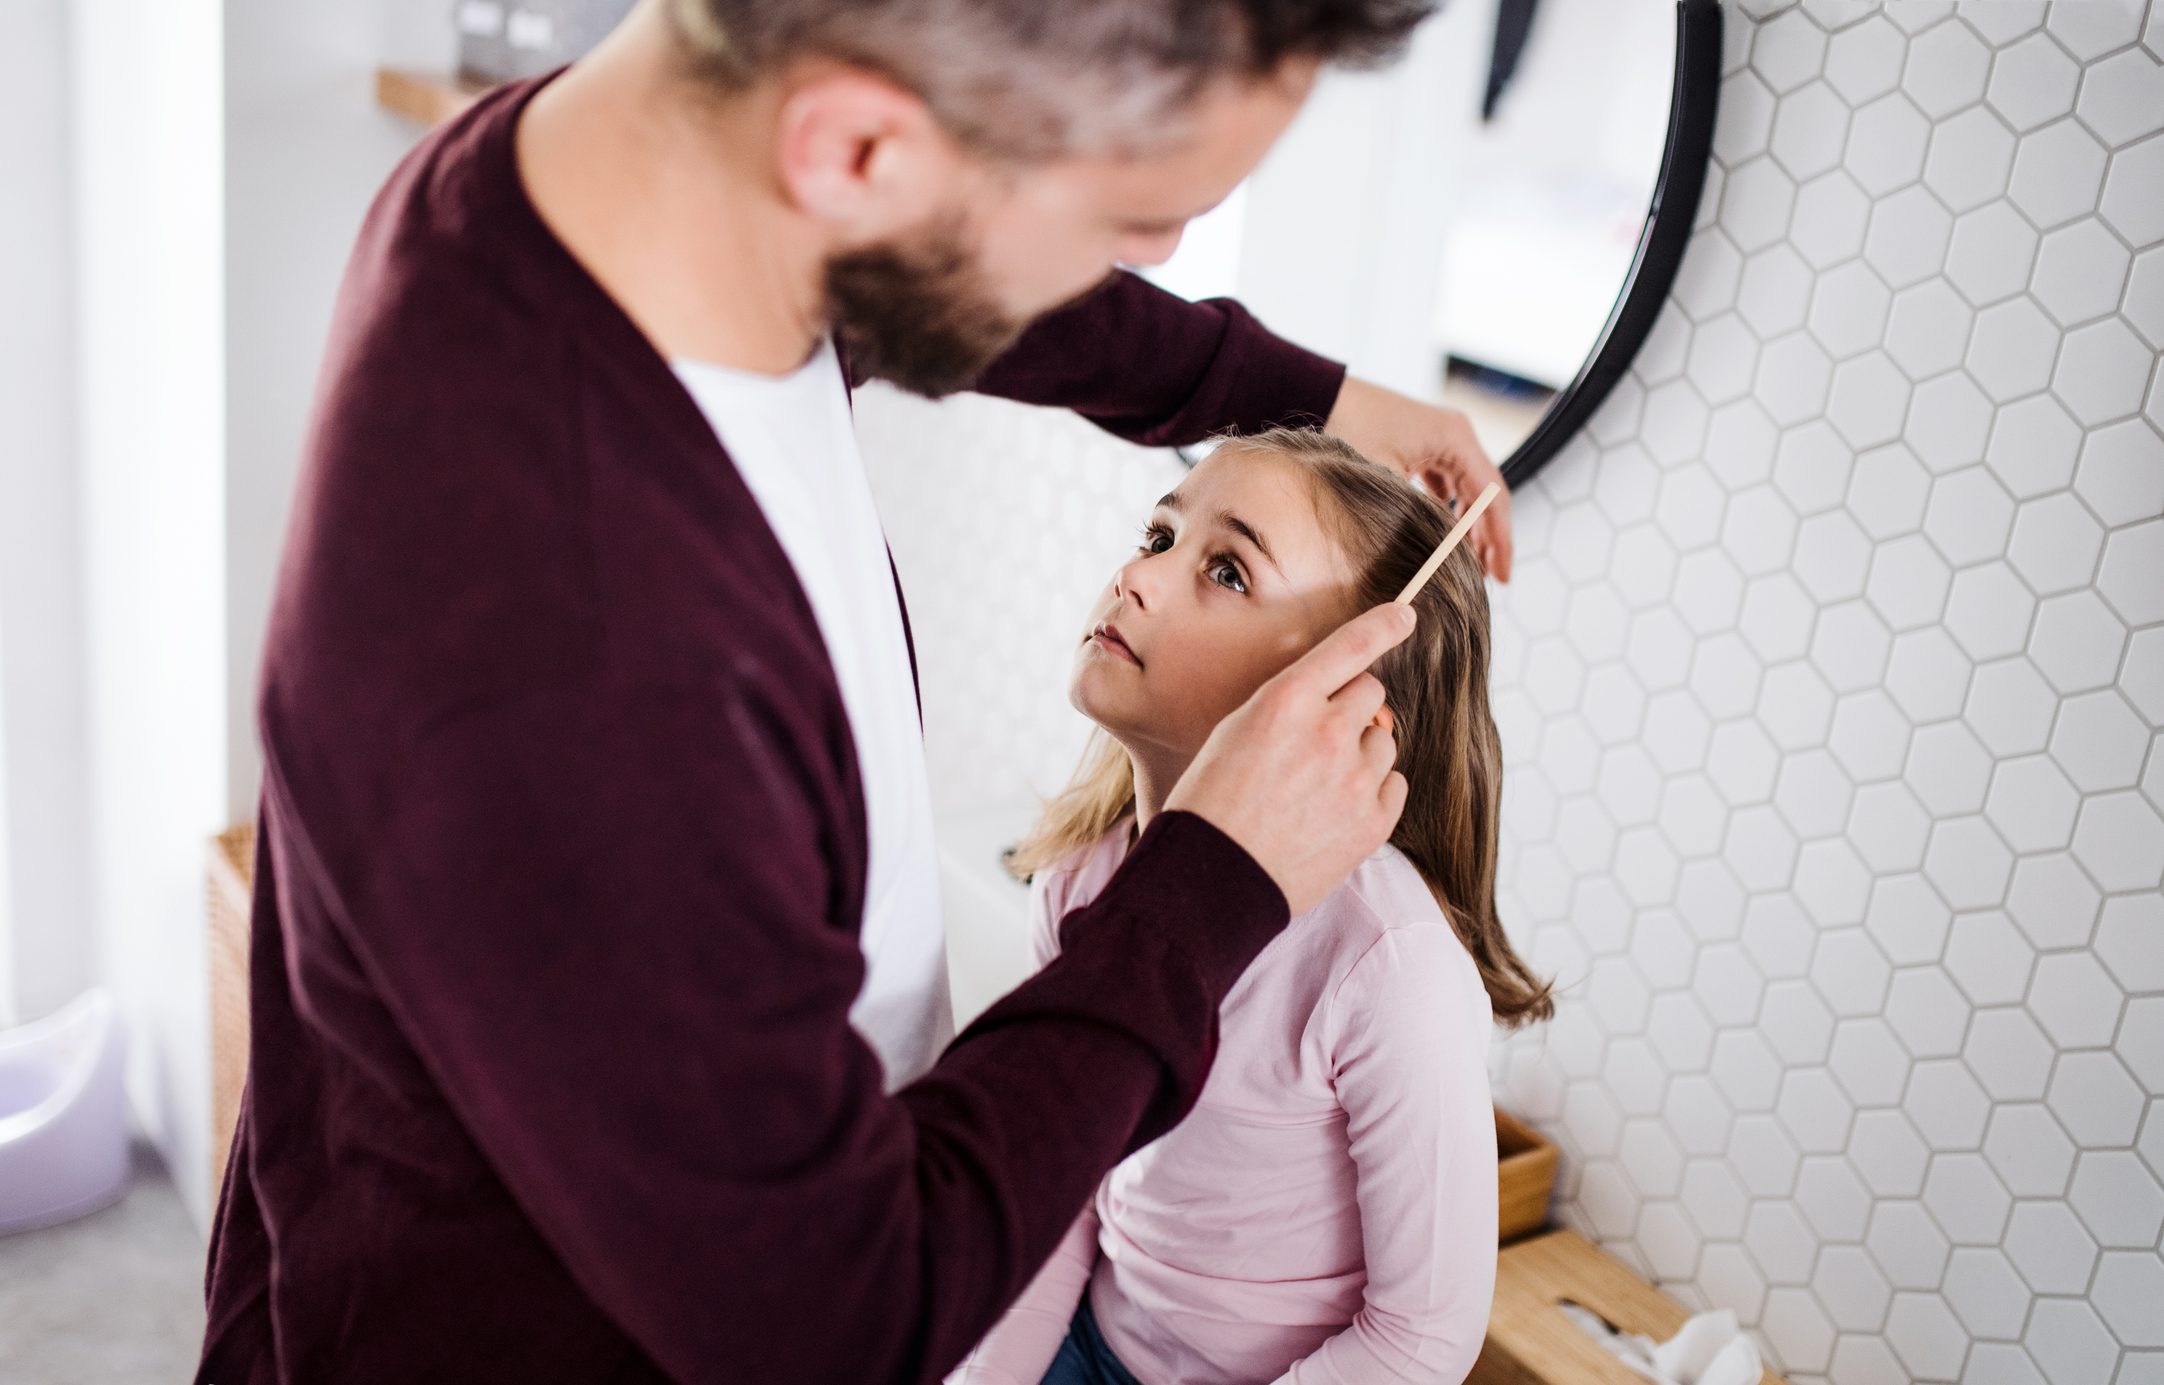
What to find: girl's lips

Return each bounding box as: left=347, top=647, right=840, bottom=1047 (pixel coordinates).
left=1090, top=623, right=1141, bottom=667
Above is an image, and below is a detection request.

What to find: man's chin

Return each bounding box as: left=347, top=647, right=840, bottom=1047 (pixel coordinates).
left=821, top=221, right=1028, bottom=399
left=837, top=319, right=1027, bottom=399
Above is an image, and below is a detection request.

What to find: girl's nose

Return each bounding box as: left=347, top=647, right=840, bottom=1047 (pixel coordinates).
left=1115, top=552, right=1156, bottom=611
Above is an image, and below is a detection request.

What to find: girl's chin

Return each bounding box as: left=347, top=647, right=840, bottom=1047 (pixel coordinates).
left=1069, top=680, right=1147, bottom=741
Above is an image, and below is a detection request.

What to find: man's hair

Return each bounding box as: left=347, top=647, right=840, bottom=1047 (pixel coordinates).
left=665, top=0, right=1435, bottom=158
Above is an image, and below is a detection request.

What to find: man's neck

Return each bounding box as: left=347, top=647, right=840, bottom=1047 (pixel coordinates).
left=513, top=3, right=828, bottom=371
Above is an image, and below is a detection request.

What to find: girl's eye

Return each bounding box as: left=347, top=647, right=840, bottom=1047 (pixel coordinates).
left=1134, top=524, right=1246, bottom=595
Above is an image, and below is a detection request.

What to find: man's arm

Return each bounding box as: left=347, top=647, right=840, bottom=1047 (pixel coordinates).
left=941, top=269, right=1347, bottom=447
left=943, top=862, right=1109, bottom=1384
left=945, top=1207, right=1102, bottom=1385
left=347, top=666, right=1286, bottom=1384
left=897, top=270, right=1517, bottom=578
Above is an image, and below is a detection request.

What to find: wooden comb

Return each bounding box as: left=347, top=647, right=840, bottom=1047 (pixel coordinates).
left=1394, top=481, right=1502, bottom=605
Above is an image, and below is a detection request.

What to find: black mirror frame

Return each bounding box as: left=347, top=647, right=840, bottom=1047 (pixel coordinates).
left=1180, top=0, right=1723, bottom=487
left=1498, top=0, right=1724, bottom=486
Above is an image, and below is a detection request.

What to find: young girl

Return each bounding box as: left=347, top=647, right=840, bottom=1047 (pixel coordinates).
left=949, top=428, right=1552, bottom=1385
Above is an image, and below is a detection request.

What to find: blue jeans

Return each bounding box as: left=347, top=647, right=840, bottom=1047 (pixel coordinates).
left=1038, top=1293, right=1144, bottom=1385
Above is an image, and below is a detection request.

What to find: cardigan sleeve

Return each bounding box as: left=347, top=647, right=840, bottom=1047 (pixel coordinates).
left=945, top=1207, right=1104, bottom=1385
left=852, top=269, right=1347, bottom=447
left=346, top=668, right=1287, bottom=1385
left=1271, top=927, right=1499, bottom=1385
left=942, top=862, right=1109, bottom=1384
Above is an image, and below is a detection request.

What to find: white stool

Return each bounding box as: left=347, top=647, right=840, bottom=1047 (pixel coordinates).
left=0, top=988, right=130, bottom=1234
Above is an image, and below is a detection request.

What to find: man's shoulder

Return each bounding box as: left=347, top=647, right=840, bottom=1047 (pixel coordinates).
left=262, top=82, right=665, bottom=760
left=324, top=78, right=579, bottom=416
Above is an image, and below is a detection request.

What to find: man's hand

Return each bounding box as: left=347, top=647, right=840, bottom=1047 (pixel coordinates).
left=1165, top=603, right=1417, bottom=917
left=1325, top=375, right=1514, bottom=583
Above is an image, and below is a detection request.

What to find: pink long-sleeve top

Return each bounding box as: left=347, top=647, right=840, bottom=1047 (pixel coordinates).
left=952, top=817, right=1499, bottom=1385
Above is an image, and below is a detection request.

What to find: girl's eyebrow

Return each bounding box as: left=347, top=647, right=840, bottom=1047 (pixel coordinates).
left=1153, top=491, right=1284, bottom=576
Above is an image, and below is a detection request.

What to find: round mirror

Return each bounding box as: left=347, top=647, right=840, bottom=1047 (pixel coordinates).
left=1154, top=0, right=1722, bottom=485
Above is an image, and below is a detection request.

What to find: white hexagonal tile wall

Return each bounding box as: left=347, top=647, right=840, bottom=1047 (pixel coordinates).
left=1862, top=183, right=1955, bottom=291
left=2009, top=490, right=2107, bottom=594
left=2031, top=217, right=2134, bottom=326
left=1868, top=1198, right=1953, bottom=1291
left=2054, top=316, right=2153, bottom=424
left=1967, top=1006, right=2058, bottom=1104
left=2006, top=1200, right=2099, bottom=1295
left=2074, top=417, right=2164, bottom=524
left=1785, top=172, right=1870, bottom=275
left=1946, top=200, right=2041, bottom=305
left=2009, top=118, right=2111, bottom=229
left=2100, top=130, right=2164, bottom=245
left=1923, top=106, right=2016, bottom=213
left=1967, top=296, right=2061, bottom=399
left=1989, top=31, right=2082, bottom=131
left=1985, top=392, right=2084, bottom=498
left=1828, top=14, right=1908, bottom=106
left=2026, top=1299, right=2121, bottom=1385
left=1985, top=1101, right=2078, bottom=1197
left=1942, top=1246, right=2030, bottom=1343
left=1907, top=370, right=1995, bottom=474
left=2048, top=0, right=2146, bottom=61
left=2069, top=1147, right=2164, bottom=1247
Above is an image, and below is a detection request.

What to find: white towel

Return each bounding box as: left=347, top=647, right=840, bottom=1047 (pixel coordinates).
left=1557, top=1301, right=1764, bottom=1385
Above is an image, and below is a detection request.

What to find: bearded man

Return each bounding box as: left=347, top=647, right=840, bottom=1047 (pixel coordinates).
left=198, top=1, right=1513, bottom=1380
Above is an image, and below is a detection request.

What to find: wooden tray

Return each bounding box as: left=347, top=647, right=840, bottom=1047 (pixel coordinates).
left=1470, top=1229, right=1792, bottom=1385
left=1496, top=1107, right=1557, bottom=1244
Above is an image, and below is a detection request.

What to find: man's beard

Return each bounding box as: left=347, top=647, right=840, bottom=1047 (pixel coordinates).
left=823, top=214, right=1029, bottom=399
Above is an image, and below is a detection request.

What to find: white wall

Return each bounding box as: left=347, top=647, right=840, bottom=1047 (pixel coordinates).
left=1477, top=0, right=1677, bottom=195
left=71, top=0, right=231, bottom=1231
left=1232, top=7, right=1486, bottom=399
left=0, top=0, right=96, bottom=1032
left=0, top=600, right=12, bottom=1026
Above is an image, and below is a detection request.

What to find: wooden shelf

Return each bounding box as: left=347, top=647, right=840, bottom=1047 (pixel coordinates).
left=375, top=68, right=496, bottom=128
left=1471, top=1230, right=1794, bottom=1385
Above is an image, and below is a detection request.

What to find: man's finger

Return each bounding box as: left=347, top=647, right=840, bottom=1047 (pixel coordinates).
left=1328, top=670, right=1389, bottom=726
left=1359, top=720, right=1398, bottom=775
left=1274, top=603, right=1417, bottom=700
left=1481, top=484, right=1514, bottom=582
left=1378, top=768, right=1409, bottom=818
left=1483, top=517, right=1513, bottom=581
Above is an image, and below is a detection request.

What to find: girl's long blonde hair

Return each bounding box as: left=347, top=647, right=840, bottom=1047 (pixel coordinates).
left=1007, top=427, right=1553, bottom=1029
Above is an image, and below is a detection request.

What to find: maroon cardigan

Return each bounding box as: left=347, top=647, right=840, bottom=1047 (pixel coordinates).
left=199, top=75, right=1347, bottom=1384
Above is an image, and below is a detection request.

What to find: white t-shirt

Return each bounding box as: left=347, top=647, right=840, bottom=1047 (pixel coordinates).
left=673, top=337, right=952, bottom=1090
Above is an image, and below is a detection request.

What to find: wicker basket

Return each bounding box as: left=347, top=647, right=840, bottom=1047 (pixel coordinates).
left=207, top=823, right=255, bottom=1203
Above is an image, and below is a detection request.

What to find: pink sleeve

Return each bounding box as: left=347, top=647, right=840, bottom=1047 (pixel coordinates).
left=1028, top=869, right=1069, bottom=970
left=1273, top=927, right=1498, bottom=1385
left=944, top=1205, right=1102, bottom=1385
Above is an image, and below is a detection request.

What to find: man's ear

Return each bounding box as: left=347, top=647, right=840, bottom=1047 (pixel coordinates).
left=773, top=66, right=959, bottom=238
